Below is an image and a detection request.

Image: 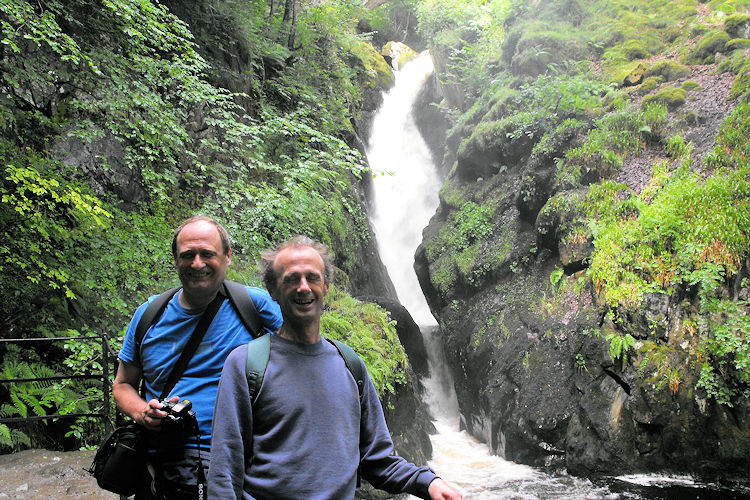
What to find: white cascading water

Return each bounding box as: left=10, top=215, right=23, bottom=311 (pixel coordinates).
left=365, top=51, right=601, bottom=499
left=364, top=51, right=731, bottom=499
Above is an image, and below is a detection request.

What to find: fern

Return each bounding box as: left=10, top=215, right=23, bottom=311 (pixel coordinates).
left=606, top=333, right=636, bottom=369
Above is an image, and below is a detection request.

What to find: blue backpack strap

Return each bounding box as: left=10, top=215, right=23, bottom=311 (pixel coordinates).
left=245, top=333, right=271, bottom=402
left=326, top=338, right=365, bottom=400
left=223, top=280, right=262, bottom=338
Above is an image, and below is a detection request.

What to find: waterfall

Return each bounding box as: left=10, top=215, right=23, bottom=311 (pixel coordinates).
left=367, top=52, right=440, bottom=327
left=364, top=51, right=735, bottom=500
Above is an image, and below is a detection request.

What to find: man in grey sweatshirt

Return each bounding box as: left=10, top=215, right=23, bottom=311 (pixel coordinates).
left=207, top=236, right=462, bottom=500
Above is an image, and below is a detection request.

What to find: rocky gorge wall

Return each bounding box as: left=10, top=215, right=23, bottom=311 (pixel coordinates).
left=409, top=55, right=750, bottom=480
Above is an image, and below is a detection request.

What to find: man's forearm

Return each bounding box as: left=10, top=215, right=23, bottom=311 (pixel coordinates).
left=113, top=381, right=149, bottom=424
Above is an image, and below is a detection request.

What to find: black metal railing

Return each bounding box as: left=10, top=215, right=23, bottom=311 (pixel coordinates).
left=0, top=335, right=116, bottom=429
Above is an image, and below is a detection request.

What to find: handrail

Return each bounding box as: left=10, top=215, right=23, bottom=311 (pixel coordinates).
left=0, top=334, right=115, bottom=429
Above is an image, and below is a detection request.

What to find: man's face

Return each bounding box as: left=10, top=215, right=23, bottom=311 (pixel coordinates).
left=174, top=220, right=231, bottom=304
left=272, top=246, right=329, bottom=326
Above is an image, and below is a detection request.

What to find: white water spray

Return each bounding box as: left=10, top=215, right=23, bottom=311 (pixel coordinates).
left=367, top=52, right=440, bottom=327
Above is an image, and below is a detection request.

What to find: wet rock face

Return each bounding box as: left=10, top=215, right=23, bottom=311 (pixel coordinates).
left=431, top=245, right=750, bottom=477
left=53, top=132, right=146, bottom=210
left=412, top=62, right=750, bottom=478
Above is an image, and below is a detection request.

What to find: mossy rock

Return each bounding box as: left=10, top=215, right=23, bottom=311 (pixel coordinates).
left=718, top=48, right=749, bottom=74
left=726, top=38, right=750, bottom=51
left=690, top=30, right=730, bottom=63
left=690, top=23, right=710, bottom=38
left=623, top=63, right=646, bottom=86
left=641, top=85, right=686, bottom=111
left=729, top=60, right=750, bottom=99
left=724, top=12, right=750, bottom=38
left=380, top=41, right=418, bottom=70
left=622, top=39, right=649, bottom=60
left=638, top=76, right=664, bottom=95
left=682, top=80, right=701, bottom=92
left=353, top=40, right=394, bottom=89
left=646, top=60, right=690, bottom=82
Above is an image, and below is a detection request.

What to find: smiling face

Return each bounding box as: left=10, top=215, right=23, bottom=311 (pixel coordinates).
left=174, top=220, right=231, bottom=309
left=271, top=245, right=330, bottom=338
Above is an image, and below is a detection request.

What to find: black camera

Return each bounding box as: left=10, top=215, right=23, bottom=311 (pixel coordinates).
left=158, top=398, right=197, bottom=434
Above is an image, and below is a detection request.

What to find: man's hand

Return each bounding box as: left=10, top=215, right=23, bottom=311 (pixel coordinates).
left=428, top=478, right=463, bottom=499
left=136, top=396, right=179, bottom=429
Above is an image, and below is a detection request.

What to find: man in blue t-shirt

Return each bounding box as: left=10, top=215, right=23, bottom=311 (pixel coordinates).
left=113, top=216, right=282, bottom=499
left=207, top=235, right=462, bottom=500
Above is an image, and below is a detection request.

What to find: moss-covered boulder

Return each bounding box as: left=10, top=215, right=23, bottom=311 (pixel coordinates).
left=642, top=85, right=686, bottom=111
left=382, top=41, right=418, bottom=70
left=638, top=75, right=664, bottom=95
left=689, top=30, right=730, bottom=63
left=646, top=59, right=690, bottom=82
left=623, top=63, right=646, bottom=86
left=726, top=38, right=750, bottom=51
left=724, top=13, right=750, bottom=39
left=730, top=59, right=750, bottom=99
left=623, top=39, right=650, bottom=60
left=682, top=80, right=701, bottom=92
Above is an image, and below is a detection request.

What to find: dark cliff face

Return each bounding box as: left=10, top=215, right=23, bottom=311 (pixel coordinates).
left=411, top=59, right=750, bottom=477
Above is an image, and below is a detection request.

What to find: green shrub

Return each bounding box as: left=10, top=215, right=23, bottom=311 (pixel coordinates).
left=321, top=286, right=407, bottom=397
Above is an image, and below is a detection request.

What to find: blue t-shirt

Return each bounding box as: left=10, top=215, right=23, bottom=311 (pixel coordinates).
left=118, top=286, right=282, bottom=450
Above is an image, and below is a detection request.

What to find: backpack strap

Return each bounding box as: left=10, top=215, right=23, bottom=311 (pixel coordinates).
left=134, top=281, right=262, bottom=359
left=244, top=336, right=366, bottom=404
left=134, top=286, right=181, bottom=364
left=326, top=338, right=365, bottom=400
left=245, top=333, right=271, bottom=402
left=223, top=280, right=262, bottom=338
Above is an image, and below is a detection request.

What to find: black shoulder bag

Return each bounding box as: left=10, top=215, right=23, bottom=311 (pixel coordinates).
left=89, top=292, right=224, bottom=497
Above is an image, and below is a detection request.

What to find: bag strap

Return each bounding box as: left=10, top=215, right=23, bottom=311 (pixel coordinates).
left=222, top=280, right=262, bottom=338
left=158, top=292, right=224, bottom=400
left=244, top=335, right=365, bottom=403
left=135, top=281, right=261, bottom=361
left=245, top=333, right=271, bottom=401
left=134, top=286, right=181, bottom=360
left=326, top=338, right=365, bottom=401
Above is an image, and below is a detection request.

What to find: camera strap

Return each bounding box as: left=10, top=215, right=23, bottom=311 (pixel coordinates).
left=158, top=292, right=224, bottom=400
left=156, top=292, right=222, bottom=500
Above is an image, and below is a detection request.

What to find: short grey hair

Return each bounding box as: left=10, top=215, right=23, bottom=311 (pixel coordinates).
left=171, top=216, right=231, bottom=259
left=261, top=236, right=334, bottom=292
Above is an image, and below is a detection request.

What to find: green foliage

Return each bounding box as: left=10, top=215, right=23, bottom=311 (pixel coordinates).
left=427, top=201, right=494, bottom=260
left=697, top=298, right=750, bottom=405
left=320, top=286, right=407, bottom=397
left=557, top=105, right=653, bottom=187
left=638, top=341, right=682, bottom=395
left=606, top=332, right=636, bottom=368
left=575, top=352, right=588, bottom=373
left=0, top=143, right=116, bottom=335
left=583, top=103, right=750, bottom=405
